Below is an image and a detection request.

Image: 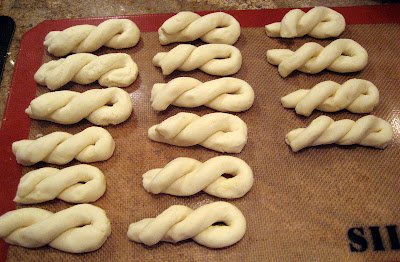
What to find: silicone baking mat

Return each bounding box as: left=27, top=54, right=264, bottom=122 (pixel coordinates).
left=1, top=5, right=400, bottom=261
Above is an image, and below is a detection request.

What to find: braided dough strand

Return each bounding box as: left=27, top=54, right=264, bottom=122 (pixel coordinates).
left=26, top=87, right=133, bottom=125
left=12, top=126, right=115, bottom=166
left=14, top=165, right=106, bottom=204
left=34, top=53, right=138, bottom=90
left=281, top=79, right=379, bottom=116
left=285, top=115, right=393, bottom=152
left=127, top=201, right=246, bottom=248
left=45, top=19, right=140, bottom=57
left=148, top=112, right=248, bottom=153
left=265, top=7, right=345, bottom=38
left=0, top=204, right=111, bottom=253
left=159, top=11, right=240, bottom=45
left=153, top=44, right=242, bottom=76
left=151, top=77, right=254, bottom=112
left=143, top=156, right=253, bottom=198
left=267, top=39, right=368, bottom=77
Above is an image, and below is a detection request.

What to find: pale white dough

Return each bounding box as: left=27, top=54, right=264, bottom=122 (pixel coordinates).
left=26, top=87, right=133, bottom=125
left=285, top=115, right=393, bottom=152
left=266, top=39, right=368, bottom=77
left=12, top=126, right=115, bottom=166
left=35, top=53, right=138, bottom=90
left=143, top=156, right=253, bottom=198
left=153, top=44, right=242, bottom=76
left=45, top=19, right=141, bottom=57
left=148, top=112, right=248, bottom=153
left=265, top=6, right=345, bottom=38
left=127, top=201, right=246, bottom=248
left=159, top=11, right=240, bottom=45
left=14, top=165, right=106, bottom=204
left=0, top=204, right=111, bottom=253
left=151, top=77, right=254, bottom=112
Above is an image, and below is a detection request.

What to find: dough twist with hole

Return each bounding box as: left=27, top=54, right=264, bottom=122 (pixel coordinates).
left=0, top=204, right=111, bottom=253
left=281, top=79, right=379, bottom=116
left=266, top=39, right=368, bottom=77
left=143, top=156, right=253, bottom=198
left=159, top=11, right=240, bottom=45
left=14, top=165, right=106, bottom=204
left=26, top=87, right=133, bottom=125
left=285, top=115, right=393, bottom=152
left=153, top=44, right=242, bottom=76
left=148, top=112, right=247, bottom=153
left=265, top=6, right=345, bottom=38
left=151, top=77, right=254, bottom=112
left=127, top=201, right=246, bottom=248
left=45, top=19, right=140, bottom=57
left=35, top=53, right=138, bottom=90
left=12, top=126, right=115, bottom=166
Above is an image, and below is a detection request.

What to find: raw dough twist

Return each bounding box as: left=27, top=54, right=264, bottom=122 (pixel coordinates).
left=143, top=156, right=253, bottom=198
left=159, top=11, right=240, bottom=45
left=151, top=77, right=254, bottom=112
left=153, top=44, right=242, bottom=76
left=127, top=201, right=246, bottom=248
left=265, top=6, right=345, bottom=39
left=34, top=53, right=138, bottom=90
left=45, top=19, right=141, bottom=57
left=0, top=204, right=111, bottom=253
left=12, top=126, right=115, bottom=166
left=148, top=112, right=248, bottom=153
left=26, top=87, right=133, bottom=125
left=14, top=165, right=106, bottom=204
left=267, top=39, right=368, bottom=77
left=281, top=79, right=379, bottom=117
left=285, top=115, right=393, bottom=152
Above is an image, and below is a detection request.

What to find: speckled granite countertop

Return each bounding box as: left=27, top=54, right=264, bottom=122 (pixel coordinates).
left=0, top=0, right=380, bottom=125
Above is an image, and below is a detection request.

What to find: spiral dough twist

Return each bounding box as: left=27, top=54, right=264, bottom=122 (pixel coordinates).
left=159, top=11, right=240, bottom=45
left=14, top=165, right=106, bottom=204
left=281, top=79, right=379, bottom=116
left=0, top=204, right=111, bottom=253
left=148, top=112, right=248, bottom=153
left=267, top=39, right=368, bottom=77
left=265, top=7, right=346, bottom=39
left=127, top=201, right=246, bottom=248
left=12, top=126, right=115, bottom=166
left=153, top=44, right=242, bottom=76
left=26, top=87, right=133, bottom=125
left=285, top=115, right=393, bottom=152
left=45, top=19, right=141, bottom=57
left=143, top=156, right=253, bottom=198
left=151, top=77, right=254, bottom=112
left=34, top=53, right=138, bottom=90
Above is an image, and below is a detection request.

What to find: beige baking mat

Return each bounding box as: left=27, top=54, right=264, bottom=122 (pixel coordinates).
left=7, top=24, right=400, bottom=261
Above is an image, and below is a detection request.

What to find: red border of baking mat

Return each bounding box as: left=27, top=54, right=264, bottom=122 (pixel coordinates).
left=1, top=4, right=399, bottom=260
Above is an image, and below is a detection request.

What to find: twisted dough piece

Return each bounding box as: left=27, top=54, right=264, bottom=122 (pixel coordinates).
left=12, top=126, right=115, bottom=166
left=153, top=44, right=242, bottom=76
left=34, top=53, right=138, bottom=90
left=14, top=165, right=106, bottom=204
left=282, top=79, right=379, bottom=117
left=127, top=201, right=246, bottom=248
left=148, top=112, right=248, bottom=153
left=159, top=11, right=240, bottom=45
left=151, top=77, right=254, bottom=112
left=45, top=19, right=140, bottom=57
left=267, top=39, right=368, bottom=77
left=265, top=7, right=345, bottom=39
left=286, top=115, right=393, bottom=152
left=26, top=87, right=133, bottom=125
left=0, top=204, right=111, bottom=253
left=143, top=156, right=253, bottom=198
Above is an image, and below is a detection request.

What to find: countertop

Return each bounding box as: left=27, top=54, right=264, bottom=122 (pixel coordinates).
left=0, top=0, right=381, bottom=126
